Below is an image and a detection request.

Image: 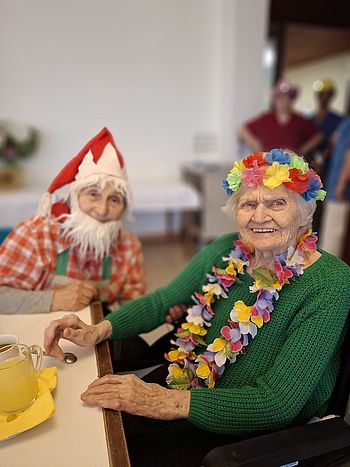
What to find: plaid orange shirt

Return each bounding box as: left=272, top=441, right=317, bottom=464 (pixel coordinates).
left=0, top=216, right=146, bottom=302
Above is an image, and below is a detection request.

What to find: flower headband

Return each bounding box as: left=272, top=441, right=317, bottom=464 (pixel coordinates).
left=223, top=149, right=326, bottom=202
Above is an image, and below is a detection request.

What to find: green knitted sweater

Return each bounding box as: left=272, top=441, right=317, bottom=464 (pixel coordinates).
left=105, top=233, right=350, bottom=435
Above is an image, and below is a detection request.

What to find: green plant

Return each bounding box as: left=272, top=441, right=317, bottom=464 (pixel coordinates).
left=0, top=122, right=39, bottom=165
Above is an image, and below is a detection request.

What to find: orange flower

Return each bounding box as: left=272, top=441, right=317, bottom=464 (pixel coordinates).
left=242, top=152, right=267, bottom=168
left=284, top=168, right=309, bottom=194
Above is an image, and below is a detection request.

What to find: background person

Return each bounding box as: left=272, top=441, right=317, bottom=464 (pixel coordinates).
left=308, top=78, right=343, bottom=236
left=310, top=78, right=343, bottom=181
left=239, top=80, right=322, bottom=160
left=0, top=128, right=146, bottom=314
left=320, top=116, right=350, bottom=257
left=44, top=149, right=350, bottom=467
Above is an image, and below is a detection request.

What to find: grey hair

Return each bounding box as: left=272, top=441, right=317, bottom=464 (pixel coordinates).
left=65, top=173, right=128, bottom=209
left=222, top=186, right=316, bottom=232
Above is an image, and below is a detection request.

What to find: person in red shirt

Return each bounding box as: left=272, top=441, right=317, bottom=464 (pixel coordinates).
left=239, top=80, right=322, bottom=159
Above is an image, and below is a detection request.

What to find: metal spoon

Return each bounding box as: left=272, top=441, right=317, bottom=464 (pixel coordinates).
left=43, top=350, right=78, bottom=364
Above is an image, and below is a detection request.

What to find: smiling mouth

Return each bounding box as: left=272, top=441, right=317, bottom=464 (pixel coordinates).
left=251, top=228, right=277, bottom=233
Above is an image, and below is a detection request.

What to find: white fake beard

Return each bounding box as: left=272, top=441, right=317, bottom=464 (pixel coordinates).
left=60, top=207, right=122, bottom=260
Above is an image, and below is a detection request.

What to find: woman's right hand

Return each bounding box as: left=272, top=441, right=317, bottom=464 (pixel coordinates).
left=44, top=314, right=112, bottom=360
left=165, top=304, right=188, bottom=324
left=50, top=280, right=98, bottom=312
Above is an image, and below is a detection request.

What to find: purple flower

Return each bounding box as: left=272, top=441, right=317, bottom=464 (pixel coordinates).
left=213, top=363, right=226, bottom=377
left=202, top=308, right=213, bottom=321
left=275, top=251, right=288, bottom=265
left=256, top=289, right=277, bottom=313
left=230, top=249, right=243, bottom=260
left=191, top=304, right=204, bottom=317
left=206, top=273, right=218, bottom=283
left=241, top=335, right=249, bottom=346
left=202, top=351, right=216, bottom=362
left=175, top=338, right=195, bottom=351
left=286, top=264, right=303, bottom=276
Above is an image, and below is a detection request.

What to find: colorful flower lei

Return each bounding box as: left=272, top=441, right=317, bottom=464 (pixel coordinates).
left=165, top=230, right=318, bottom=390
left=222, top=149, right=326, bottom=202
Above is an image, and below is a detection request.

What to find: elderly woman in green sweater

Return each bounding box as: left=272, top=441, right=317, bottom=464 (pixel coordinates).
left=44, top=149, right=350, bottom=466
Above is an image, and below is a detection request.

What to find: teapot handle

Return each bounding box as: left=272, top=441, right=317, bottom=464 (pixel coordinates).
left=29, top=345, right=43, bottom=372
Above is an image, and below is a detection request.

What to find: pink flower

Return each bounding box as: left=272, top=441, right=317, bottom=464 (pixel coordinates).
left=241, top=160, right=266, bottom=187
left=298, top=231, right=318, bottom=252
left=275, top=261, right=294, bottom=285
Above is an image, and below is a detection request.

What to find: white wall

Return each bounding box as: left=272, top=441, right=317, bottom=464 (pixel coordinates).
left=286, top=51, right=350, bottom=115
left=0, top=0, right=268, bottom=233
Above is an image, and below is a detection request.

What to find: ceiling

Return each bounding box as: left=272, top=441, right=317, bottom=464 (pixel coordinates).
left=269, top=0, right=350, bottom=73
left=270, top=0, right=350, bottom=29
left=285, top=24, right=350, bottom=67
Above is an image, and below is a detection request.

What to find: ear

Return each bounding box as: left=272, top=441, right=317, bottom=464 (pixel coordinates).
left=299, top=216, right=312, bottom=230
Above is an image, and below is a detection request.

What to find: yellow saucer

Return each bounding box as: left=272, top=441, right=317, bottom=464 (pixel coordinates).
left=0, top=367, right=57, bottom=441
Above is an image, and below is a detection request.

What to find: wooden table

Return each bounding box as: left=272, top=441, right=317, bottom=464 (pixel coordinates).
left=0, top=302, right=130, bottom=467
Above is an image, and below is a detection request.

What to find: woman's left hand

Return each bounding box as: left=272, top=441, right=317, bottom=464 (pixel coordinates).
left=81, top=373, right=190, bottom=420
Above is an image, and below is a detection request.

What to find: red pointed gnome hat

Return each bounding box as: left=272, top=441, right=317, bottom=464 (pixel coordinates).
left=37, top=127, right=130, bottom=218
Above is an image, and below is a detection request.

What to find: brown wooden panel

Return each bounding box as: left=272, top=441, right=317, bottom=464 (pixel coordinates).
left=286, top=24, right=350, bottom=67
left=270, top=0, right=350, bottom=28
left=90, top=302, right=130, bottom=467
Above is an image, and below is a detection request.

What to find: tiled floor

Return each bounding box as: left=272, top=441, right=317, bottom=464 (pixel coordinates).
left=140, top=239, right=191, bottom=344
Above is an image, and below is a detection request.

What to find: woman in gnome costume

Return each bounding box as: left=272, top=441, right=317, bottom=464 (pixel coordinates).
left=0, top=128, right=146, bottom=314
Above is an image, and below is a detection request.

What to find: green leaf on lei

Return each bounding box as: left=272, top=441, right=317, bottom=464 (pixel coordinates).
left=215, top=267, right=227, bottom=275
left=167, top=368, right=193, bottom=390
left=167, top=381, right=191, bottom=390
left=195, top=336, right=207, bottom=346
left=175, top=329, right=190, bottom=338
left=252, top=267, right=277, bottom=287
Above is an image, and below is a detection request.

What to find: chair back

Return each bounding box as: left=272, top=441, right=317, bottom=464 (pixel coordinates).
left=0, top=228, right=12, bottom=244
left=326, top=315, right=350, bottom=418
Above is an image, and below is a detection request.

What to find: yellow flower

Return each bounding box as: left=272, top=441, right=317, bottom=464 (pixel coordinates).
left=196, top=362, right=211, bottom=378
left=168, top=350, right=187, bottom=361
left=171, top=364, right=185, bottom=379
left=251, top=315, right=263, bottom=328
left=212, top=338, right=227, bottom=352
left=263, top=162, right=291, bottom=189
left=182, top=322, right=207, bottom=336
left=234, top=259, right=244, bottom=273
left=272, top=280, right=283, bottom=291
left=208, top=375, right=216, bottom=389
left=234, top=160, right=246, bottom=171
left=234, top=300, right=252, bottom=322
left=225, top=260, right=238, bottom=276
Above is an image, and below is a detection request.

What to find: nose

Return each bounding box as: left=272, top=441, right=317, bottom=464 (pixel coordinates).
left=94, top=199, right=109, bottom=219
left=252, top=203, right=269, bottom=223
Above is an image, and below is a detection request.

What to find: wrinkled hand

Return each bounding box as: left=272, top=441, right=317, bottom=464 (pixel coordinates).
left=44, top=313, right=112, bottom=360
left=165, top=304, right=188, bottom=324
left=81, top=373, right=190, bottom=419
left=51, top=280, right=98, bottom=312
